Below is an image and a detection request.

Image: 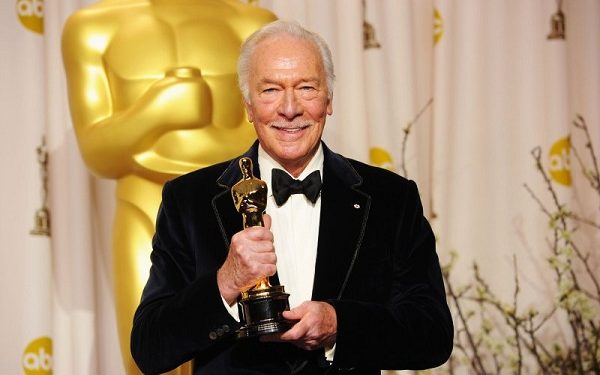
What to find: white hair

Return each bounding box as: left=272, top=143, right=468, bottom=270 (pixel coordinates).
left=237, top=20, right=335, bottom=103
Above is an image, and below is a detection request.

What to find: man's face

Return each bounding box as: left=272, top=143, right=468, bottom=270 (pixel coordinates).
left=244, top=35, right=332, bottom=177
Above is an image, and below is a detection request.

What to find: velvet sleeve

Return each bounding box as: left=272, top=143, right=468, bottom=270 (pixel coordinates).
left=130, top=181, right=240, bottom=374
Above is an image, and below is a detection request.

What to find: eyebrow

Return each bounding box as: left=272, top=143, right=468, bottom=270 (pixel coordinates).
left=258, top=77, right=321, bottom=86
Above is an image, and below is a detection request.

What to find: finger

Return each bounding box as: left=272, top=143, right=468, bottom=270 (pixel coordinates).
left=242, top=226, right=274, bottom=242
left=285, top=301, right=310, bottom=317
left=278, top=321, right=307, bottom=342
left=253, top=249, right=277, bottom=263
left=225, top=249, right=274, bottom=278
left=263, top=264, right=277, bottom=277
left=278, top=308, right=309, bottom=341
left=282, top=308, right=303, bottom=321
left=241, top=253, right=276, bottom=276
left=234, top=236, right=274, bottom=254
left=254, top=258, right=277, bottom=277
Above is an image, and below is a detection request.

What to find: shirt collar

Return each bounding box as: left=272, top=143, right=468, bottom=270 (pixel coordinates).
left=258, top=143, right=324, bottom=197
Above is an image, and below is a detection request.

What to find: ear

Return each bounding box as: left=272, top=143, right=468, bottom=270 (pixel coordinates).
left=244, top=100, right=255, bottom=123
left=326, top=94, right=333, bottom=116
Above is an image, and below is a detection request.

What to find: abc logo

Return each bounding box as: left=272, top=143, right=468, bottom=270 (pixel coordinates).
left=549, top=136, right=571, bottom=186
left=434, top=8, right=444, bottom=45
left=22, top=336, right=53, bottom=375
left=16, top=0, right=44, bottom=34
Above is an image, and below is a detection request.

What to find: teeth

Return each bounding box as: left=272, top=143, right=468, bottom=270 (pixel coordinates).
left=271, top=124, right=310, bottom=130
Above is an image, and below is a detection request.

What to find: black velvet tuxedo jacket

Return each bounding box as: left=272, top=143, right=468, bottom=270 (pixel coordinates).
left=131, top=142, right=453, bottom=375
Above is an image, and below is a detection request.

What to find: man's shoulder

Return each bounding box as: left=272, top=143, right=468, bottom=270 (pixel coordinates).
left=324, top=145, right=408, bottom=186
left=334, top=155, right=419, bottom=205
left=345, top=157, right=410, bottom=186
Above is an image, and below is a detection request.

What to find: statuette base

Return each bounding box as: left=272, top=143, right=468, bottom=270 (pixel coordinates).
left=237, top=285, right=292, bottom=338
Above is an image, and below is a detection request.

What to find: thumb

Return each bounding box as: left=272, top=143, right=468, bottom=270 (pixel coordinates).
left=283, top=303, right=307, bottom=321
left=262, top=213, right=272, bottom=230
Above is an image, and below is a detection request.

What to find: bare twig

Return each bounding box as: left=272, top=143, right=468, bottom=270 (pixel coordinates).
left=566, top=212, right=600, bottom=230
left=573, top=114, right=600, bottom=199
left=443, top=267, right=487, bottom=374
left=512, top=256, right=524, bottom=375
left=400, top=97, right=433, bottom=177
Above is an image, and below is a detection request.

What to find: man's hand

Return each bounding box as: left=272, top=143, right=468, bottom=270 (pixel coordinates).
left=262, top=301, right=337, bottom=351
left=217, top=214, right=276, bottom=305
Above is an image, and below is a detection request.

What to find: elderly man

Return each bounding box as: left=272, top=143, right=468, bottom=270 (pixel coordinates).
left=131, top=20, right=453, bottom=374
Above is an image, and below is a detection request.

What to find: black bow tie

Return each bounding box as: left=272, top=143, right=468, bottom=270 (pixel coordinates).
left=271, top=169, right=322, bottom=206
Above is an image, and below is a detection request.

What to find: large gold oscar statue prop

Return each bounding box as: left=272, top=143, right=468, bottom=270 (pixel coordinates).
left=62, top=1, right=276, bottom=374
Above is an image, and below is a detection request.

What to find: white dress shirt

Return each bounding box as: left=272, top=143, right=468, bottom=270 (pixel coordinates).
left=258, top=144, right=323, bottom=309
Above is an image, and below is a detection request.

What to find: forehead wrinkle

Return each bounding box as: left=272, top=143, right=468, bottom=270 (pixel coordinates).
left=271, top=55, right=301, bottom=69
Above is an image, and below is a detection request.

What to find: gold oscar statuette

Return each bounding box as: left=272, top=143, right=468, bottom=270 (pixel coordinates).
left=231, top=157, right=292, bottom=338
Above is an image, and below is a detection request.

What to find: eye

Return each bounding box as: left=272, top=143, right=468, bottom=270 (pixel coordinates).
left=262, top=87, right=277, bottom=94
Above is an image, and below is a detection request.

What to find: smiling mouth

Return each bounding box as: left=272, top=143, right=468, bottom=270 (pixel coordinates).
left=274, top=127, right=305, bottom=133
left=269, top=123, right=312, bottom=132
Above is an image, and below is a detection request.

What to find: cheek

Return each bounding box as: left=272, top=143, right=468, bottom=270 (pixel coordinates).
left=254, top=103, right=279, bottom=122
left=253, top=123, right=269, bottom=138
left=306, top=101, right=330, bottom=121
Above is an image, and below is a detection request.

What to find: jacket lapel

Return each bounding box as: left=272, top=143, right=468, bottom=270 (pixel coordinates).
left=312, top=144, right=371, bottom=301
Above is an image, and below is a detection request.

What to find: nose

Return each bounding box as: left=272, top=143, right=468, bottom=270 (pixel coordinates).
left=278, top=89, right=303, bottom=120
